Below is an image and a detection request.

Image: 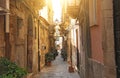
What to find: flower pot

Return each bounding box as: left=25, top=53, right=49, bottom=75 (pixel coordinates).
left=68, top=66, right=74, bottom=73
left=46, top=61, right=52, bottom=66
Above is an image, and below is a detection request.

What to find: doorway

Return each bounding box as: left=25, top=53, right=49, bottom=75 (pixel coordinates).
left=27, top=15, right=33, bottom=72
left=76, top=29, right=80, bottom=71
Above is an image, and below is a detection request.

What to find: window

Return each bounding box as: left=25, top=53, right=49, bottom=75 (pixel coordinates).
left=17, top=17, right=23, bottom=36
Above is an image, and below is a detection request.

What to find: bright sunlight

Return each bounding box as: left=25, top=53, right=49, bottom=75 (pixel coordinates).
left=52, top=0, right=62, bottom=22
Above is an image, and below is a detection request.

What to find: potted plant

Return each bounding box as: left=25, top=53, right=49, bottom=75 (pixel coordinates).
left=51, top=49, right=58, bottom=60
left=45, top=52, right=54, bottom=66
left=61, top=49, right=67, bottom=61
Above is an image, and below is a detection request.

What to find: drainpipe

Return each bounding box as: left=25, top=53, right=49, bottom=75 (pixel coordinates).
left=5, top=0, right=10, bottom=59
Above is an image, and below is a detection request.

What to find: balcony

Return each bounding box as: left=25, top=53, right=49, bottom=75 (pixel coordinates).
left=23, top=0, right=45, bottom=11
left=66, top=0, right=80, bottom=18
left=67, top=6, right=79, bottom=18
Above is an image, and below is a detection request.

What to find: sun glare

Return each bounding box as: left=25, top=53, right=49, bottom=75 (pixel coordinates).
left=52, top=0, right=62, bottom=22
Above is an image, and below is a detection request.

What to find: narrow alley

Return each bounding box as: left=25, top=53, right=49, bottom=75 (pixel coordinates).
left=33, top=52, right=80, bottom=78
left=0, top=0, right=120, bottom=78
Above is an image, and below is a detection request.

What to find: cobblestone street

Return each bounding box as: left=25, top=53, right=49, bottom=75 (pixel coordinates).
left=33, top=53, right=80, bottom=78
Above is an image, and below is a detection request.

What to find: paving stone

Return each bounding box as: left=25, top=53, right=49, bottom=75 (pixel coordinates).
left=33, top=53, right=80, bottom=78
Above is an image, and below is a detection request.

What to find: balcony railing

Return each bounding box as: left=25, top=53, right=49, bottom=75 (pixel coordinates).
left=66, top=0, right=80, bottom=18
left=67, top=6, right=79, bottom=18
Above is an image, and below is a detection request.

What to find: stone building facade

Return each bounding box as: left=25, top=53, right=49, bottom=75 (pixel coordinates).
left=10, top=0, right=51, bottom=73
left=63, top=0, right=118, bottom=78
left=39, top=16, right=51, bottom=68
left=60, top=0, right=81, bottom=75
left=9, top=0, right=40, bottom=73
left=78, top=0, right=117, bottom=78
left=0, top=0, right=51, bottom=75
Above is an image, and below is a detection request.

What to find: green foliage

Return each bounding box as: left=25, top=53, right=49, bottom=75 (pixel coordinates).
left=45, top=52, right=54, bottom=62
left=0, top=57, right=27, bottom=78
left=61, top=49, right=67, bottom=61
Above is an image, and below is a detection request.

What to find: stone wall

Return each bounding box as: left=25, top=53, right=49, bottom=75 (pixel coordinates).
left=78, top=0, right=90, bottom=78
left=10, top=0, right=30, bottom=68
left=101, top=0, right=116, bottom=78
left=88, top=0, right=116, bottom=78
left=88, top=59, right=104, bottom=78
left=9, top=0, right=40, bottom=73
left=0, top=0, right=50, bottom=76
left=39, top=21, right=50, bottom=68
left=0, top=0, right=6, bottom=9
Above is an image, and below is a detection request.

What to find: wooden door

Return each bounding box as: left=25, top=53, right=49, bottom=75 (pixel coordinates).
left=27, top=16, right=33, bottom=72
left=0, top=15, right=5, bottom=57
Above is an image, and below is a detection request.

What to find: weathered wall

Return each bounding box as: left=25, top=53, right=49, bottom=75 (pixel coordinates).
left=90, top=26, right=103, bottom=63
left=78, top=0, right=90, bottom=78
left=88, top=59, right=104, bottom=78
left=0, top=0, right=6, bottom=9
left=67, top=31, right=71, bottom=64
left=10, top=0, right=30, bottom=68
left=88, top=0, right=116, bottom=78
left=9, top=0, right=40, bottom=73
left=0, top=0, right=50, bottom=76
left=39, top=22, right=50, bottom=68
left=88, top=0, right=104, bottom=78
left=101, top=0, right=116, bottom=78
